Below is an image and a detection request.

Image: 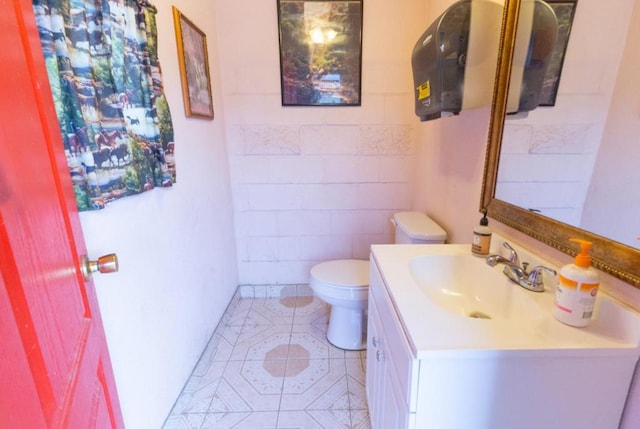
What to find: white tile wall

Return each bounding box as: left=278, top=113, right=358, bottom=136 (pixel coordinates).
left=278, top=211, right=333, bottom=236
left=215, top=0, right=426, bottom=284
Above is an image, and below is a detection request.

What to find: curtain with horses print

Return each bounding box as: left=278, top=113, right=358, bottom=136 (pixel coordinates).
left=33, top=0, right=175, bottom=210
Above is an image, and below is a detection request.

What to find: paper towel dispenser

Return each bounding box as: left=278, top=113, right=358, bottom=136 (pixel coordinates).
left=411, top=0, right=557, bottom=121
left=411, top=0, right=473, bottom=121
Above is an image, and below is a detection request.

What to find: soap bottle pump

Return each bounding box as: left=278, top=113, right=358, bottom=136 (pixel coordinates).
left=553, top=238, right=600, bottom=327
left=471, top=209, right=492, bottom=256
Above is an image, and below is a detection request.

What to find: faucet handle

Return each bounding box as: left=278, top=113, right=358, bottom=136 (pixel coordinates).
left=527, top=266, right=557, bottom=288
left=502, top=264, right=526, bottom=284
left=502, top=242, right=520, bottom=266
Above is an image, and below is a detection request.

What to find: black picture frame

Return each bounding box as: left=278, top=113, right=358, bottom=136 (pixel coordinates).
left=539, top=0, right=578, bottom=106
left=277, top=0, right=363, bottom=106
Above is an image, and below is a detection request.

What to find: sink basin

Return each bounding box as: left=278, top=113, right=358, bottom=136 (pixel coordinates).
left=409, top=253, right=539, bottom=320
left=373, top=243, right=640, bottom=353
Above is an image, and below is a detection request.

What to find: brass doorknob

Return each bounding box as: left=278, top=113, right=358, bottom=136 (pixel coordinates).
left=81, top=253, right=119, bottom=281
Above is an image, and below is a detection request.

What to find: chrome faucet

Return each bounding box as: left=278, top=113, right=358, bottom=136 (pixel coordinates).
left=486, top=242, right=557, bottom=292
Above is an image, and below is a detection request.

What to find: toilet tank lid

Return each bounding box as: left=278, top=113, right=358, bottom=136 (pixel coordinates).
left=393, top=211, right=447, bottom=241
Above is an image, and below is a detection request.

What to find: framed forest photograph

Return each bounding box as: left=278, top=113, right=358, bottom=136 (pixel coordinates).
left=173, top=7, right=214, bottom=119
left=277, top=0, right=363, bottom=106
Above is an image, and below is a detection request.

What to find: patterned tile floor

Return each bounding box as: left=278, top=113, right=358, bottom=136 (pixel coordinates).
left=163, top=286, right=371, bottom=429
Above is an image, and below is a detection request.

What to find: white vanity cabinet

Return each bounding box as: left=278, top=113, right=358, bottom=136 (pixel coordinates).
left=366, top=244, right=640, bottom=429
left=366, top=258, right=417, bottom=429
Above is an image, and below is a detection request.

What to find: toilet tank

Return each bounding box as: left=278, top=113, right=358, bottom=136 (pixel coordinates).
left=393, top=212, right=447, bottom=244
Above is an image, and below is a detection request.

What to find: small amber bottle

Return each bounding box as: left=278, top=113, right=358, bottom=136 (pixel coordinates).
left=471, top=210, right=492, bottom=256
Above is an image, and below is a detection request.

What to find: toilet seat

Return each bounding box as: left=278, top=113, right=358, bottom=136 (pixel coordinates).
left=310, top=259, right=369, bottom=297
left=309, top=259, right=369, bottom=307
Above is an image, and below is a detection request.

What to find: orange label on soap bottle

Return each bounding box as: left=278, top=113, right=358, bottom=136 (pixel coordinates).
left=559, top=274, right=598, bottom=291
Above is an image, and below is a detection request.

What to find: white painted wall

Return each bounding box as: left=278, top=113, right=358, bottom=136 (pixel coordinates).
left=78, top=1, right=238, bottom=427
left=413, top=107, right=493, bottom=243
left=215, top=0, right=427, bottom=285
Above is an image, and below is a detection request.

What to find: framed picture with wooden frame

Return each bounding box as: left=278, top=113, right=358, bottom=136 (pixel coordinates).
left=172, top=6, right=214, bottom=119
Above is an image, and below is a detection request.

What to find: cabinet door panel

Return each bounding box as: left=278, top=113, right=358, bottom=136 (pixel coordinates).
left=366, top=296, right=385, bottom=428
left=370, top=258, right=418, bottom=411
left=382, top=364, right=411, bottom=429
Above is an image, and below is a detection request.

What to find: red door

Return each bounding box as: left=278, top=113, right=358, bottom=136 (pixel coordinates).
left=0, top=0, right=124, bottom=427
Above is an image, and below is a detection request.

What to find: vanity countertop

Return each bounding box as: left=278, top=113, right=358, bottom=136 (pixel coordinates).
left=371, top=244, right=640, bottom=360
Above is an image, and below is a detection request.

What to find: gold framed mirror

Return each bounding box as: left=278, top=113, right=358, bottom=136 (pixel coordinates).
left=481, top=0, right=640, bottom=288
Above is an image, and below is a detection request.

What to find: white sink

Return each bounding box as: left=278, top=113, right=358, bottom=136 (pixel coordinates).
left=409, top=253, right=540, bottom=320
left=371, top=243, right=640, bottom=353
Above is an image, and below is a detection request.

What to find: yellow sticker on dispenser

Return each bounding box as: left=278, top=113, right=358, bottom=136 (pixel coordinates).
left=417, top=81, right=431, bottom=100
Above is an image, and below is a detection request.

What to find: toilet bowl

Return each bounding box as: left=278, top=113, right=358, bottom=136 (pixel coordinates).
left=309, top=212, right=447, bottom=350
left=310, top=259, right=370, bottom=350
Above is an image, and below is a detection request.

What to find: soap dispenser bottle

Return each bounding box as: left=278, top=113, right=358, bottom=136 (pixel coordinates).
left=471, top=209, right=492, bottom=256
left=553, top=239, right=600, bottom=327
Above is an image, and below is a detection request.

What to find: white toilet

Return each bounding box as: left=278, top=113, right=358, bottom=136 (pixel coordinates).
left=309, top=211, right=447, bottom=350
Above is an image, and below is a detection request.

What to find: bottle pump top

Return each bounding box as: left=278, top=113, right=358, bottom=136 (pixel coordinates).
left=479, top=209, right=489, bottom=226
left=570, top=238, right=592, bottom=268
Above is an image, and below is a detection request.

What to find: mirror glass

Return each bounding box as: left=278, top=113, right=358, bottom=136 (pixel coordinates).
left=495, top=0, right=639, bottom=250
left=482, top=0, right=640, bottom=288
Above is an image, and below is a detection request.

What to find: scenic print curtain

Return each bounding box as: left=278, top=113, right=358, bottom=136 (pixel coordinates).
left=33, top=0, right=175, bottom=210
